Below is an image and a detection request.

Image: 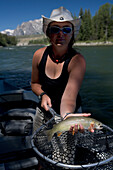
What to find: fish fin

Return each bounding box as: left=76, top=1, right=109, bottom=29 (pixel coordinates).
left=45, top=129, right=53, bottom=142
left=90, top=122, right=94, bottom=128
left=72, top=128, right=75, bottom=135
left=57, top=131, right=62, bottom=137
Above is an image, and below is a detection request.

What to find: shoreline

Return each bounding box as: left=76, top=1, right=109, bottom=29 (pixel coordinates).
left=1, top=41, right=113, bottom=48
left=16, top=41, right=113, bottom=47
left=74, top=41, right=113, bottom=46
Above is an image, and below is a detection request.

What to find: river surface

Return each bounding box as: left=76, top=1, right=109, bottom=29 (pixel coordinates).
left=0, top=45, right=113, bottom=128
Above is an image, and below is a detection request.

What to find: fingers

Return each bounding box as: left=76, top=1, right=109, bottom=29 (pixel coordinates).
left=69, top=123, right=94, bottom=135
left=90, top=129, right=94, bottom=133
left=74, top=113, right=91, bottom=117
left=75, top=124, right=80, bottom=133
left=41, top=95, right=52, bottom=111
left=47, top=98, right=52, bottom=108
left=88, top=123, right=95, bottom=133
left=79, top=124, right=84, bottom=133
left=69, top=123, right=95, bottom=134
left=65, top=113, right=91, bottom=120
left=69, top=125, right=74, bottom=135
left=69, top=124, right=84, bottom=135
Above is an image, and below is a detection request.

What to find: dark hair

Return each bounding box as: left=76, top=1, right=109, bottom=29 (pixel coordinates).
left=46, top=23, right=51, bottom=37
left=68, top=24, right=75, bottom=48
left=46, top=22, right=75, bottom=48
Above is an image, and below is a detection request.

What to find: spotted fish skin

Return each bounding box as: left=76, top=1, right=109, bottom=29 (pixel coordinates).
left=45, top=117, right=103, bottom=141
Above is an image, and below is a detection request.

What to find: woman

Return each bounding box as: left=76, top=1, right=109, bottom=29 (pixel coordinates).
left=31, top=7, right=93, bottom=134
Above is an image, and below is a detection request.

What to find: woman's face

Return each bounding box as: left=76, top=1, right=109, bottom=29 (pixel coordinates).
left=48, top=21, right=73, bottom=47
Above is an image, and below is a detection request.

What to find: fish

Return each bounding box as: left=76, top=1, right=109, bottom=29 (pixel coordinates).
left=45, top=116, right=103, bottom=141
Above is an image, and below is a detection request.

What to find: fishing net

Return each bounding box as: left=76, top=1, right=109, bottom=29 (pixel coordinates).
left=31, top=108, right=113, bottom=169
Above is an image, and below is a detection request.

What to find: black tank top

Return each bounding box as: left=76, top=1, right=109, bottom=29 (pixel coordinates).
left=39, top=46, right=81, bottom=114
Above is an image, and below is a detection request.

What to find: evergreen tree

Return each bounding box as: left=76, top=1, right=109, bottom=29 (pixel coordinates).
left=98, top=3, right=111, bottom=40
left=92, top=12, right=98, bottom=40
left=72, top=12, right=77, bottom=19
left=83, top=9, right=89, bottom=40
left=87, top=9, right=92, bottom=40
left=78, top=8, right=84, bottom=40
left=109, top=5, right=113, bottom=38
left=78, top=8, right=92, bottom=41
left=81, top=9, right=92, bottom=41
left=79, top=8, right=84, bottom=19
left=77, top=3, right=113, bottom=41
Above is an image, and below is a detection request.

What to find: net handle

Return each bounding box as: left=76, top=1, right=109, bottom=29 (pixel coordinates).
left=32, top=106, right=56, bottom=137
left=47, top=105, right=60, bottom=117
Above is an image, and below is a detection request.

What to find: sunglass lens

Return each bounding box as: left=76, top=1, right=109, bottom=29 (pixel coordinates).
left=50, top=27, right=59, bottom=34
left=63, top=27, right=72, bottom=34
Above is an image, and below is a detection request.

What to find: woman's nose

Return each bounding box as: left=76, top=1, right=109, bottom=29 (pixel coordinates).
left=58, top=30, right=64, bottom=36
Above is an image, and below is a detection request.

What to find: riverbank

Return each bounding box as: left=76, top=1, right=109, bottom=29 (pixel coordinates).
left=16, top=34, right=113, bottom=47
left=17, top=40, right=113, bottom=47
left=74, top=41, right=113, bottom=46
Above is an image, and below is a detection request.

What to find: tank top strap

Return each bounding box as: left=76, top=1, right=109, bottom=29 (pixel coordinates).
left=62, top=48, right=77, bottom=73
left=39, top=46, right=77, bottom=75
left=38, top=46, right=51, bottom=71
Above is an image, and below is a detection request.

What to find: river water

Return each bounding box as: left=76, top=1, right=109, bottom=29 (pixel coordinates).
left=0, top=45, right=113, bottom=128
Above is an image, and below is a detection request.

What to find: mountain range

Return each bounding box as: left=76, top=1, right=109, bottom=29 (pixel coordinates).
left=1, top=18, right=43, bottom=36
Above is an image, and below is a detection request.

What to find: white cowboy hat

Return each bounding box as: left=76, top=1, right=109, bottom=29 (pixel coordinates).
left=42, top=6, right=81, bottom=38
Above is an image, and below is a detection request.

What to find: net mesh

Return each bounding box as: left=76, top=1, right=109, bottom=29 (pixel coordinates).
left=32, top=117, right=113, bottom=169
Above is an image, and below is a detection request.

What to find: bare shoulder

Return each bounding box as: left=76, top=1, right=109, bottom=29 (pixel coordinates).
left=33, top=46, right=47, bottom=64
left=68, top=53, right=86, bottom=72
left=71, top=53, right=86, bottom=65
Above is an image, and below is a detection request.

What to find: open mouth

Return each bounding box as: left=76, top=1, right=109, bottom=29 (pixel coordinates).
left=98, top=125, right=103, bottom=129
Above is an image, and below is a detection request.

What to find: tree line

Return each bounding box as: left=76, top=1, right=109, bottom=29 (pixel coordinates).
left=75, top=3, right=113, bottom=42
left=29, top=38, right=49, bottom=45
left=30, top=3, right=113, bottom=45
left=0, top=33, right=17, bottom=47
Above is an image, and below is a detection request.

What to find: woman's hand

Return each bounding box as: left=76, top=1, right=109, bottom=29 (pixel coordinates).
left=64, top=113, right=94, bottom=133
left=41, top=94, right=52, bottom=111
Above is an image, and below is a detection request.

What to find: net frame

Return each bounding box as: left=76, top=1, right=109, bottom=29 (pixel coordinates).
left=31, top=108, right=113, bottom=169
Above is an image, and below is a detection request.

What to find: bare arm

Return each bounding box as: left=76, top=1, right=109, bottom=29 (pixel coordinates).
left=60, top=54, right=94, bottom=132
left=31, top=47, right=52, bottom=110
left=60, top=54, right=86, bottom=118
left=31, top=48, right=44, bottom=96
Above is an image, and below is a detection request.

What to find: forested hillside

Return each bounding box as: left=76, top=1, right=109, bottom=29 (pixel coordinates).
left=76, top=3, right=113, bottom=41
left=0, top=33, right=17, bottom=47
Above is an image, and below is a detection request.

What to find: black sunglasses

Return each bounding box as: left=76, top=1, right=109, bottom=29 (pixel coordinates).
left=49, top=26, right=72, bottom=34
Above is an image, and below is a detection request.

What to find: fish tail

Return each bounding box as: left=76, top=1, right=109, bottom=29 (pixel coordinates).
left=45, top=129, right=54, bottom=142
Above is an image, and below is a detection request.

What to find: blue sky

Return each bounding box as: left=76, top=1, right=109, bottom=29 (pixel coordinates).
left=0, top=0, right=113, bottom=31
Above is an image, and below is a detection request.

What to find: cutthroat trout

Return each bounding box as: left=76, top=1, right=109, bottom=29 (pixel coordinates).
left=45, top=117, right=103, bottom=141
